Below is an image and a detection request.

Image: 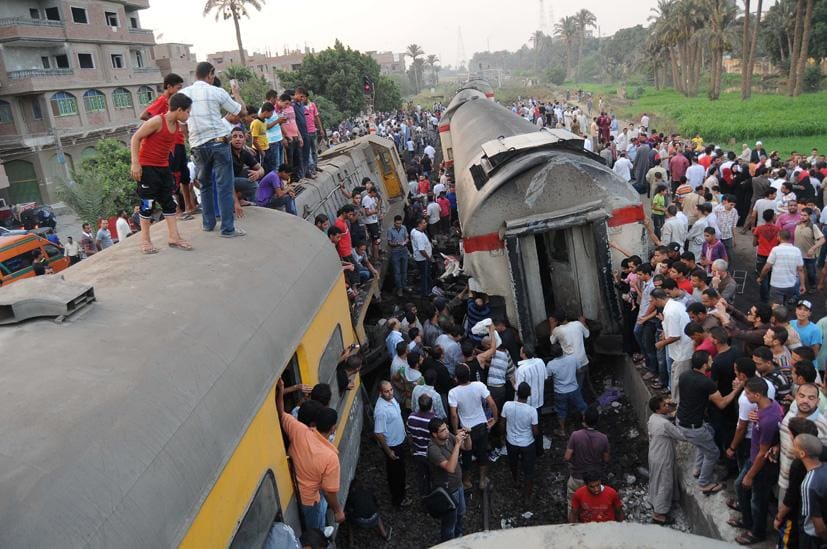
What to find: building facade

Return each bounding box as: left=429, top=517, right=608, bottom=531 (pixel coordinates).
left=152, top=42, right=196, bottom=84
left=0, top=0, right=162, bottom=205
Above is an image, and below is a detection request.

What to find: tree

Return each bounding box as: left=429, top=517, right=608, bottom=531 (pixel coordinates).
left=59, top=139, right=134, bottom=223
left=704, top=0, right=736, bottom=100
left=794, top=0, right=815, bottom=96
left=404, top=44, right=425, bottom=92
left=554, top=16, right=579, bottom=80
left=788, top=0, right=805, bottom=94
left=741, top=0, right=764, bottom=100
left=202, top=0, right=264, bottom=67
left=425, top=54, right=440, bottom=86
left=277, top=41, right=401, bottom=118
left=374, top=76, right=403, bottom=112
left=574, top=9, right=597, bottom=80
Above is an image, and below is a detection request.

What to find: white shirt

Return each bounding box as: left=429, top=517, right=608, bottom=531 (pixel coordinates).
left=613, top=157, right=633, bottom=181
left=641, top=115, right=650, bottom=128
left=754, top=198, right=778, bottom=225
left=662, top=299, right=693, bottom=361
left=515, top=358, right=548, bottom=409
left=64, top=240, right=80, bottom=257
left=686, top=164, right=705, bottom=188
left=738, top=378, right=775, bottom=438
left=423, top=145, right=436, bottom=160
left=770, top=177, right=786, bottom=191
left=427, top=202, right=441, bottom=224
left=433, top=182, right=446, bottom=197
left=180, top=80, right=242, bottom=147
left=583, top=138, right=593, bottom=152
left=448, top=382, right=490, bottom=428
left=501, top=401, right=538, bottom=447
left=661, top=217, right=688, bottom=251
left=550, top=321, right=590, bottom=367
left=115, top=217, right=131, bottom=243
left=767, top=243, right=803, bottom=289
left=411, top=228, right=432, bottom=261
left=361, top=194, right=379, bottom=224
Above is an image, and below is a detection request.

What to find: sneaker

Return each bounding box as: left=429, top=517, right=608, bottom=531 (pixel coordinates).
left=220, top=228, right=247, bottom=238
left=202, top=226, right=215, bottom=232
left=488, top=450, right=500, bottom=463
left=498, top=445, right=507, bottom=456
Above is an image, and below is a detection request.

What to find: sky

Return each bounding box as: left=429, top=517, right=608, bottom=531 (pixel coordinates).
left=141, top=0, right=662, bottom=68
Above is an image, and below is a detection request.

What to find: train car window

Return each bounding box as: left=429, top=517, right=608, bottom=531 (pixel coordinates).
left=1, top=251, right=34, bottom=274
left=547, top=230, right=569, bottom=263
left=43, top=244, right=61, bottom=258
left=280, top=353, right=303, bottom=413
left=229, top=470, right=279, bottom=549
left=378, top=151, right=393, bottom=175
left=319, top=324, right=344, bottom=407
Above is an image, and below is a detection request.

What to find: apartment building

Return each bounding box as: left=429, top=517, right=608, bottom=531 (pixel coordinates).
left=206, top=48, right=306, bottom=90
left=0, top=0, right=162, bottom=205
left=367, top=51, right=405, bottom=76
left=152, top=42, right=196, bottom=84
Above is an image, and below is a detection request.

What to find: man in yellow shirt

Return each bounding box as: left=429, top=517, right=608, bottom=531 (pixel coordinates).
left=251, top=102, right=272, bottom=172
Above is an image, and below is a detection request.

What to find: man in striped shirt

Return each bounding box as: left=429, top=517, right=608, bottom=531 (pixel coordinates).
left=797, top=434, right=827, bottom=547
left=516, top=345, right=548, bottom=457
left=407, top=393, right=436, bottom=497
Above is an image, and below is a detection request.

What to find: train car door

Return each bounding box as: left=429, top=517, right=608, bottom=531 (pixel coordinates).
left=372, top=147, right=402, bottom=198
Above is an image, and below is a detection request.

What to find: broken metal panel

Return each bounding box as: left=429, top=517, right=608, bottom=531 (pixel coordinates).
left=0, top=276, right=94, bottom=324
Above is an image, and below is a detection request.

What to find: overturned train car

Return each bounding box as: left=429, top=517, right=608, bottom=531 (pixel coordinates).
left=440, top=88, right=646, bottom=351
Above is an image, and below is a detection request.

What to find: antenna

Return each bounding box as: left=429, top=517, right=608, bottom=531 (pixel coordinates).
left=539, top=0, right=548, bottom=33
left=456, top=26, right=466, bottom=71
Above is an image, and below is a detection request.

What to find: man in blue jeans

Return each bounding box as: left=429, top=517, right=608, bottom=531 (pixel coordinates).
left=181, top=61, right=247, bottom=237
left=292, top=88, right=309, bottom=180
left=427, top=418, right=471, bottom=542
left=387, top=215, right=410, bottom=296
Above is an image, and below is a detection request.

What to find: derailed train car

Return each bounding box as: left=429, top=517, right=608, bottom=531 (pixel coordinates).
left=440, top=88, right=646, bottom=350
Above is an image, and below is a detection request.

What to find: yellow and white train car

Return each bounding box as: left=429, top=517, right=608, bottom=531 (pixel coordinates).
left=0, top=207, right=361, bottom=548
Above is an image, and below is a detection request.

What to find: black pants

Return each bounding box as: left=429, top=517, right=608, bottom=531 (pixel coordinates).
left=535, top=407, right=544, bottom=456
left=387, top=443, right=406, bottom=506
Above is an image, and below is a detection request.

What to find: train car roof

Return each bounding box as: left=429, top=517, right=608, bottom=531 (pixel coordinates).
left=0, top=208, right=343, bottom=548
left=446, top=91, right=639, bottom=236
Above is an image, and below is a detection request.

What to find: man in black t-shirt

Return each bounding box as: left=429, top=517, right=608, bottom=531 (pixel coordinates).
left=677, top=350, right=743, bottom=494
left=229, top=126, right=264, bottom=203
left=708, top=327, right=742, bottom=462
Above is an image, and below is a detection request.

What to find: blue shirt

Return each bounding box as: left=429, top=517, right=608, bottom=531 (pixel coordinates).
left=386, top=330, right=403, bottom=360
left=293, top=101, right=308, bottom=137
left=546, top=354, right=580, bottom=394
left=387, top=225, right=409, bottom=246
left=792, top=320, right=823, bottom=348
left=446, top=191, right=457, bottom=209
left=374, top=397, right=406, bottom=447
left=264, top=110, right=283, bottom=144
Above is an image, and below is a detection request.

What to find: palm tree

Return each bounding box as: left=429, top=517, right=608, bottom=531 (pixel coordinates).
left=404, top=44, right=425, bottom=91
left=788, top=0, right=804, bottom=95
left=741, top=0, right=764, bottom=100
left=703, top=0, right=736, bottom=100
left=554, top=16, right=578, bottom=80
left=425, top=54, right=440, bottom=85
left=203, top=0, right=264, bottom=67
left=573, top=9, right=597, bottom=80
left=793, top=0, right=815, bottom=96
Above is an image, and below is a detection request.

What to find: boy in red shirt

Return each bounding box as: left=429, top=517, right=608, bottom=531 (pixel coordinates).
left=754, top=208, right=780, bottom=302
left=130, top=93, right=193, bottom=254
left=569, top=471, right=624, bottom=523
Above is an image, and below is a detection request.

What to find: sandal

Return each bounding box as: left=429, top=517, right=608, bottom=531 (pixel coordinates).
left=727, top=517, right=748, bottom=529
left=735, top=532, right=765, bottom=545
left=692, top=468, right=700, bottom=478
left=141, top=244, right=159, bottom=255
left=700, top=482, right=723, bottom=495
left=168, top=240, right=193, bottom=251
left=651, top=516, right=675, bottom=526
left=651, top=381, right=663, bottom=390
left=726, top=498, right=740, bottom=511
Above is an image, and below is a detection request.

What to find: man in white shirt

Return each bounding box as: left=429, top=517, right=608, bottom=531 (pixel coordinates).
left=180, top=61, right=246, bottom=237
left=758, top=229, right=806, bottom=305
left=426, top=196, right=442, bottom=237
left=64, top=236, right=81, bottom=264
left=115, top=210, right=131, bottom=243
left=449, top=363, right=498, bottom=490
left=686, top=156, right=705, bottom=189
left=640, top=113, right=650, bottom=132
left=548, top=311, right=591, bottom=390
left=411, top=218, right=432, bottom=297
left=515, top=346, right=548, bottom=456
left=613, top=152, right=633, bottom=182
left=652, top=289, right=694, bottom=405
left=752, top=188, right=779, bottom=227
left=660, top=205, right=688, bottom=251
left=501, top=382, right=539, bottom=497
left=423, top=144, right=436, bottom=161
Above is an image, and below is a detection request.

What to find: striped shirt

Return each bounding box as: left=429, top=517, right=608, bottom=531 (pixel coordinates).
left=487, top=350, right=514, bottom=388
left=779, top=409, right=827, bottom=491
left=716, top=207, right=739, bottom=240
left=801, top=464, right=827, bottom=536
left=516, top=358, right=548, bottom=409
left=406, top=410, right=436, bottom=457
left=767, top=243, right=804, bottom=289
left=180, top=81, right=241, bottom=147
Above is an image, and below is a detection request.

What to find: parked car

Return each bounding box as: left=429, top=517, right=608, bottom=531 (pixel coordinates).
left=0, top=234, right=70, bottom=287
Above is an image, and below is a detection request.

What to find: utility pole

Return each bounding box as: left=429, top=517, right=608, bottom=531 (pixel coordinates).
left=52, top=127, right=73, bottom=186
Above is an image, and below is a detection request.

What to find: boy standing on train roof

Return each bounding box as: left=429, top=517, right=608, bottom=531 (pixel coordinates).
left=130, top=92, right=194, bottom=254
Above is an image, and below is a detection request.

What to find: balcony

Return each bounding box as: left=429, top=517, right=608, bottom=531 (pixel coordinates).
left=0, top=17, right=66, bottom=42
left=133, top=66, right=159, bottom=74
left=7, top=68, right=74, bottom=80
left=126, top=27, right=155, bottom=45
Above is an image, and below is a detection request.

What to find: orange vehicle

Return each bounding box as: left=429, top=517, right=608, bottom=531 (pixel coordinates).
left=0, top=234, right=70, bottom=286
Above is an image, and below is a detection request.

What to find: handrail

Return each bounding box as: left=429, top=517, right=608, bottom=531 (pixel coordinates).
left=8, top=68, right=74, bottom=80
left=0, top=17, right=64, bottom=28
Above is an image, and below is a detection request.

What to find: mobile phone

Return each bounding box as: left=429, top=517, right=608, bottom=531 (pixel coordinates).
left=230, top=79, right=239, bottom=88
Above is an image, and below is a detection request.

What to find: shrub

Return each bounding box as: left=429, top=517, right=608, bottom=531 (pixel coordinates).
left=803, top=66, right=824, bottom=93
left=546, top=67, right=566, bottom=85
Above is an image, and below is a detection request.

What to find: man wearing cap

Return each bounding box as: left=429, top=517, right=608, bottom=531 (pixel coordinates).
left=750, top=141, right=766, bottom=165
left=790, top=300, right=823, bottom=353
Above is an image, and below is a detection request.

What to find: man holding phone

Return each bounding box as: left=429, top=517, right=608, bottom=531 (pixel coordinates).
left=428, top=418, right=472, bottom=542
left=263, top=90, right=286, bottom=170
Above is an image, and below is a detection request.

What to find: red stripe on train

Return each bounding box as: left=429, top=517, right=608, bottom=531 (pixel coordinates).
left=607, top=205, right=645, bottom=227
left=438, top=125, right=451, bottom=133
left=463, top=232, right=504, bottom=253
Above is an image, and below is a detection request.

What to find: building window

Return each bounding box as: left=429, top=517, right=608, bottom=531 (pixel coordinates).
left=29, top=8, right=40, bottom=19
left=105, top=11, right=118, bottom=27
left=50, top=92, right=78, bottom=117
left=78, top=53, right=94, bottom=69
left=112, top=88, right=133, bottom=109
left=135, top=51, right=144, bottom=68
left=32, top=100, right=43, bottom=120
left=55, top=55, right=69, bottom=69
left=41, top=56, right=50, bottom=69
left=83, top=90, right=106, bottom=113
left=129, top=17, right=138, bottom=29
left=137, top=86, right=154, bottom=106
left=0, top=101, right=13, bottom=125
left=111, top=54, right=124, bottom=69
left=45, top=7, right=60, bottom=21
left=70, top=7, right=87, bottom=24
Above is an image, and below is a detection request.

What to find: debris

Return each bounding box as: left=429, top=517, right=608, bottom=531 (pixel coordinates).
left=597, top=388, right=622, bottom=407
left=637, top=467, right=651, bottom=479
left=625, top=474, right=637, bottom=485
left=521, top=511, right=534, bottom=519
left=628, top=428, right=639, bottom=438
left=611, top=401, right=621, bottom=408
left=542, top=436, right=552, bottom=450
